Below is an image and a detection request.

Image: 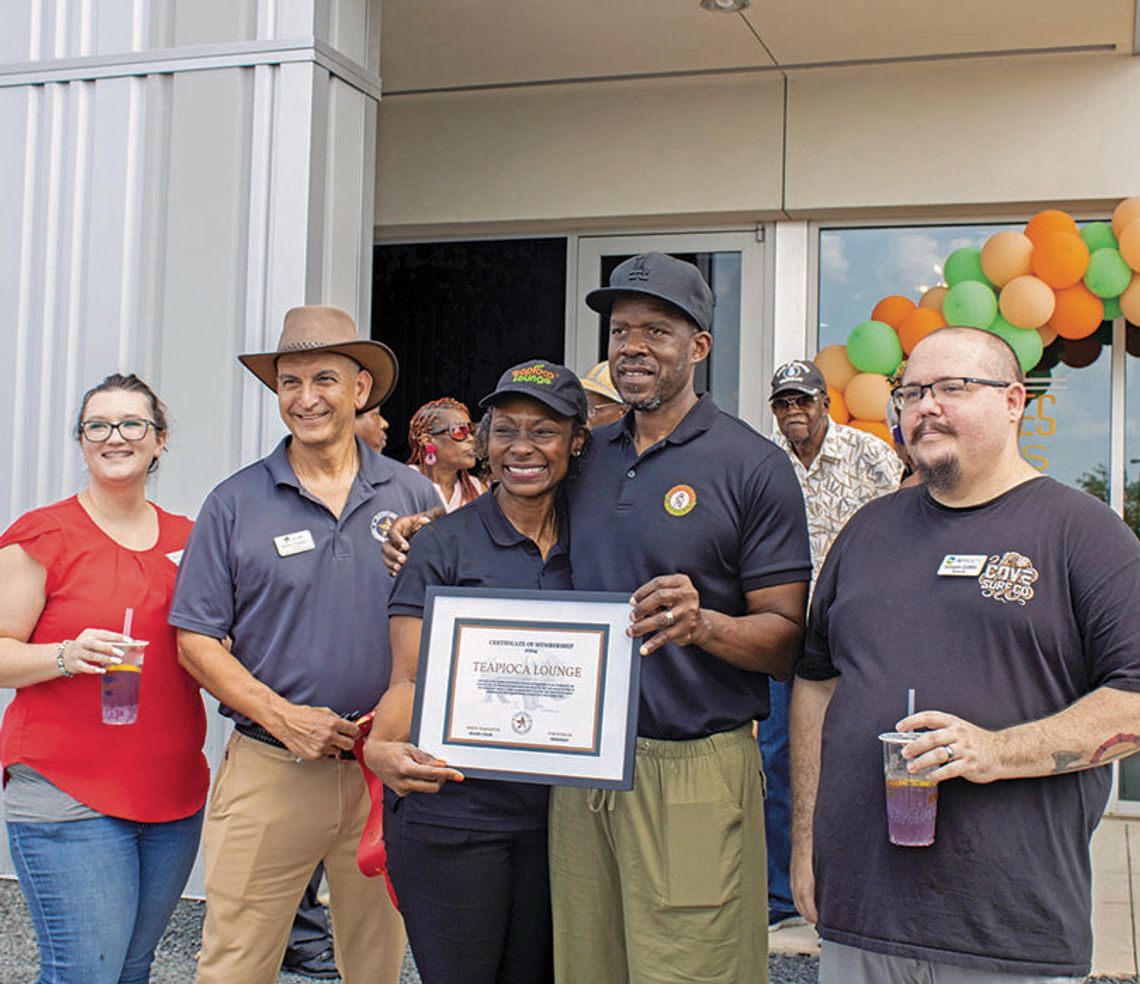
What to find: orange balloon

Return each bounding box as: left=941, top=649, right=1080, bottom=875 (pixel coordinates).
left=1037, top=325, right=1057, bottom=347
left=827, top=386, right=849, bottom=424
left=1118, top=218, right=1140, bottom=272
left=871, top=295, right=917, bottom=330
left=897, top=307, right=946, bottom=355
left=843, top=373, right=892, bottom=422
left=981, top=231, right=1033, bottom=287
left=1048, top=283, right=1103, bottom=340
left=1120, top=274, right=1140, bottom=325
left=1031, top=232, right=1090, bottom=289
left=848, top=419, right=893, bottom=445
left=814, top=344, right=858, bottom=392
left=1024, top=209, right=1079, bottom=246
left=919, top=286, right=948, bottom=311
left=999, top=276, right=1056, bottom=329
left=1112, top=197, right=1140, bottom=239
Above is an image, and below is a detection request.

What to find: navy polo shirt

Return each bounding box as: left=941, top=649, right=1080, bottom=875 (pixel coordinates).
left=387, top=490, right=571, bottom=830
left=567, top=394, right=811, bottom=740
left=169, top=438, right=439, bottom=726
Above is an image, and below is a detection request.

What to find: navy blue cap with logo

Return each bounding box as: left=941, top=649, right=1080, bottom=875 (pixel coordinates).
left=479, top=360, right=589, bottom=423
left=770, top=360, right=827, bottom=399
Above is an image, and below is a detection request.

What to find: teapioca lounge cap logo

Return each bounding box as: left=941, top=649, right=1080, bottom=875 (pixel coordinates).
left=978, top=551, right=1038, bottom=605
left=664, top=484, right=697, bottom=517
left=479, top=360, right=589, bottom=423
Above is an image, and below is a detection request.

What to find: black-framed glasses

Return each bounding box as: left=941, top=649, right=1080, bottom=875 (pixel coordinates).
left=770, top=393, right=818, bottom=415
left=79, top=418, right=157, bottom=442
left=891, top=377, right=1013, bottom=412
left=429, top=421, right=473, bottom=442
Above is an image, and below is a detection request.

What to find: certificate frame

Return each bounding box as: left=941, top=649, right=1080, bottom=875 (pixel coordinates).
left=409, top=586, right=640, bottom=790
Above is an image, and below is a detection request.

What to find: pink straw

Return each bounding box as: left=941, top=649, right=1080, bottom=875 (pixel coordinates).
left=122, top=607, right=134, bottom=641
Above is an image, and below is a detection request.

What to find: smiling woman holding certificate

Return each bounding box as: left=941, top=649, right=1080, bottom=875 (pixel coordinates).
left=364, top=361, right=589, bottom=984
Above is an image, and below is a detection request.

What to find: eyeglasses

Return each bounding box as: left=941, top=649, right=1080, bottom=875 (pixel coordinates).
left=429, top=422, right=473, bottom=442
left=80, top=418, right=157, bottom=442
left=769, top=393, right=818, bottom=414
left=890, top=377, right=1013, bottom=412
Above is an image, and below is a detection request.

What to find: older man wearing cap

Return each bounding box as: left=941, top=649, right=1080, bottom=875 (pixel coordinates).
left=761, top=359, right=902, bottom=932
left=549, top=253, right=812, bottom=983
left=169, top=306, right=439, bottom=984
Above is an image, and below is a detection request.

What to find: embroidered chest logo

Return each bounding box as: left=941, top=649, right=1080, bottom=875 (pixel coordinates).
left=977, top=551, right=1038, bottom=605
left=370, top=510, right=398, bottom=543
left=664, top=484, right=697, bottom=517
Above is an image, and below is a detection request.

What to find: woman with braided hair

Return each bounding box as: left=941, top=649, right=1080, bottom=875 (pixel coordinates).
left=406, top=397, right=486, bottom=513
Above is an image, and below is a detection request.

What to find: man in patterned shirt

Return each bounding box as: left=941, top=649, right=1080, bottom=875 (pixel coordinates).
left=760, top=358, right=902, bottom=930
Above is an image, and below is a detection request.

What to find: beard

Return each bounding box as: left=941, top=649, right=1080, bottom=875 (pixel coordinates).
left=617, top=355, right=691, bottom=414
left=916, top=454, right=961, bottom=494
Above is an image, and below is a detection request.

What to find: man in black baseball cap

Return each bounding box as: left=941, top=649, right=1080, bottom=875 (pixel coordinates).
left=551, top=255, right=812, bottom=984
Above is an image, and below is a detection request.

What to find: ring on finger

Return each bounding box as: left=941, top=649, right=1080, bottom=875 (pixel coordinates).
left=944, top=744, right=955, bottom=763
left=662, top=608, right=676, bottom=628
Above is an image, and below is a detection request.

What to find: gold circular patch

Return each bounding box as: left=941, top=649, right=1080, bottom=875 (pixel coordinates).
left=664, top=484, right=697, bottom=517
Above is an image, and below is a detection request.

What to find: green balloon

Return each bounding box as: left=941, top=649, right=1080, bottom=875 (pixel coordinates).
left=942, top=281, right=998, bottom=329
left=1080, top=221, right=1117, bottom=254
left=1084, top=248, right=1132, bottom=298
left=846, top=320, right=903, bottom=375
left=986, top=314, right=1044, bottom=372
left=943, top=247, right=994, bottom=289
left=1102, top=295, right=1123, bottom=320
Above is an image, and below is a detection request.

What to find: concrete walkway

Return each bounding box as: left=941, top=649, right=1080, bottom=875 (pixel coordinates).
left=769, top=815, right=1140, bottom=981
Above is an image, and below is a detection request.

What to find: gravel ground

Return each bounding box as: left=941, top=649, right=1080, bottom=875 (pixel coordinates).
left=0, top=878, right=1134, bottom=983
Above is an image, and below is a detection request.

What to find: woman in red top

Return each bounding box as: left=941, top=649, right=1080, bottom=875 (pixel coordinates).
left=0, top=373, right=208, bottom=984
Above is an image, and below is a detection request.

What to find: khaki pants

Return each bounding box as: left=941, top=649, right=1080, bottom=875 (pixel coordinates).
left=549, top=724, right=767, bottom=984
left=196, top=732, right=406, bottom=984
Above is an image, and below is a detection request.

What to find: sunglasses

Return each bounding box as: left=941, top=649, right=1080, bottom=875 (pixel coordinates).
left=770, top=393, right=819, bottom=414
left=429, top=421, right=473, bottom=442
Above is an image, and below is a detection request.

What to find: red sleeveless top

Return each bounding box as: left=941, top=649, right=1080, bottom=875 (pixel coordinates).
left=0, top=496, right=208, bottom=822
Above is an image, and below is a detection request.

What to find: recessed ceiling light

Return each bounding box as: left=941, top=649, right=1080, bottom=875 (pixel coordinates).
left=700, top=0, right=750, bottom=11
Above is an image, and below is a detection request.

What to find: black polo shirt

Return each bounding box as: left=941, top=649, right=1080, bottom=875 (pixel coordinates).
left=567, top=394, right=810, bottom=740
left=387, top=490, right=572, bottom=830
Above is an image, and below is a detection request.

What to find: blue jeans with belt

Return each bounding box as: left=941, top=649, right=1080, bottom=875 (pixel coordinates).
left=8, top=809, right=203, bottom=984
left=757, top=678, right=795, bottom=923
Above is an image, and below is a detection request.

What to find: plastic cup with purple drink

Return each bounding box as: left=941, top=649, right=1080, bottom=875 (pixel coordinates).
left=878, top=732, right=938, bottom=847
left=101, top=640, right=147, bottom=725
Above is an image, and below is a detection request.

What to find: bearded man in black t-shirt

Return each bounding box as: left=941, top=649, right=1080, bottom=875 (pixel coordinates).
left=791, top=325, right=1140, bottom=983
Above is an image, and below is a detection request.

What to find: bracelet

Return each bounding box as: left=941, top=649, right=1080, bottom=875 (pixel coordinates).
left=55, top=641, right=75, bottom=679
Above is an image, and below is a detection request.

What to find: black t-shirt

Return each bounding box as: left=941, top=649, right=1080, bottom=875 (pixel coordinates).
left=387, top=491, right=572, bottom=830
left=799, top=477, right=1140, bottom=976
left=568, top=395, right=811, bottom=739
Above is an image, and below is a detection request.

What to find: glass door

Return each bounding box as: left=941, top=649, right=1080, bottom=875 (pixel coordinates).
left=573, top=232, right=770, bottom=431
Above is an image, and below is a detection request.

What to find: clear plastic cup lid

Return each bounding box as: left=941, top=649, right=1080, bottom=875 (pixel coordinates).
left=878, top=731, right=920, bottom=744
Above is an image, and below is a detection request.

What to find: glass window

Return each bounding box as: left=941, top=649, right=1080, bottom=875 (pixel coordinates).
left=818, top=224, right=1112, bottom=495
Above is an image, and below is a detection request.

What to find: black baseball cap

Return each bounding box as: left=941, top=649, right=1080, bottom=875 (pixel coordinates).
left=585, top=252, right=714, bottom=333
left=770, top=360, right=827, bottom=399
left=479, top=360, right=589, bottom=423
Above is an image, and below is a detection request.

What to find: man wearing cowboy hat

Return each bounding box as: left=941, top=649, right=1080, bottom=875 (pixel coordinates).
left=170, top=305, right=438, bottom=983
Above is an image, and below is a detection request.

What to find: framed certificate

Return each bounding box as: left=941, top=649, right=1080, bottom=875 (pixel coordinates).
left=409, top=586, right=640, bottom=790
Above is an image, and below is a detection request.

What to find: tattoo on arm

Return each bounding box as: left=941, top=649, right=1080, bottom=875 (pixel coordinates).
left=1051, top=751, right=1083, bottom=774
left=1090, top=733, right=1140, bottom=766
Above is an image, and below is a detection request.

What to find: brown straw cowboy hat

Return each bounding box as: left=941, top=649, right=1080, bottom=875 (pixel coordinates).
left=238, top=306, right=398, bottom=411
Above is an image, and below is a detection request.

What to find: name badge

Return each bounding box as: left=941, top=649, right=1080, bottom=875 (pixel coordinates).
left=274, top=530, right=316, bottom=557
left=937, top=553, right=987, bottom=577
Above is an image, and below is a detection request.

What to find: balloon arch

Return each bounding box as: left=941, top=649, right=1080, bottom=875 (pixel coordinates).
left=816, top=197, right=1140, bottom=442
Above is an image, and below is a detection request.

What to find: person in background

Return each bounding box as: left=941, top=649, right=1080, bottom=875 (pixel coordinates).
left=170, top=306, right=438, bottom=983
left=578, top=360, right=628, bottom=429
left=0, top=372, right=208, bottom=983
left=886, top=397, right=923, bottom=488
left=761, top=359, right=902, bottom=931
left=407, top=398, right=486, bottom=512
left=364, top=361, right=589, bottom=984
left=355, top=404, right=390, bottom=454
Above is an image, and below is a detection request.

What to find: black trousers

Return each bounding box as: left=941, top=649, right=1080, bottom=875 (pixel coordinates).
left=384, top=798, right=553, bottom=984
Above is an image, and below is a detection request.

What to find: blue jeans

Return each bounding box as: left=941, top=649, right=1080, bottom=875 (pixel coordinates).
left=757, top=679, right=794, bottom=921
left=8, top=809, right=204, bottom=984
